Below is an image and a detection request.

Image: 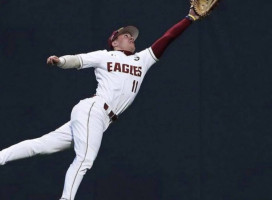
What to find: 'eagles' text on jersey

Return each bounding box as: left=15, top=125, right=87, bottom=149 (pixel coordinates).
left=77, top=47, right=158, bottom=115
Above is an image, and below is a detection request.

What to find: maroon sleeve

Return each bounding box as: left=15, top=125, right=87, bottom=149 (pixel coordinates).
left=151, top=18, right=192, bottom=59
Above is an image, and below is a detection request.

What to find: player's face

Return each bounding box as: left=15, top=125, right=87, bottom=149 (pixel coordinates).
left=112, top=33, right=136, bottom=52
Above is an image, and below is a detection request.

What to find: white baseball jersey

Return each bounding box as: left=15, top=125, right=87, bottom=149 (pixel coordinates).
left=77, top=47, right=158, bottom=115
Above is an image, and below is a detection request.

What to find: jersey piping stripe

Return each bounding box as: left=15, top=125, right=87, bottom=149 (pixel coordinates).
left=69, top=102, right=95, bottom=199
left=148, top=47, right=159, bottom=62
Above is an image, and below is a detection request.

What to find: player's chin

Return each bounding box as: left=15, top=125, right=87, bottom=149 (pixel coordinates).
left=130, top=45, right=136, bottom=53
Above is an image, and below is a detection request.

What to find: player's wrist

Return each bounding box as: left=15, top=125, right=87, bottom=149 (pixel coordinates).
left=56, top=55, right=81, bottom=69
left=187, top=7, right=200, bottom=21
left=186, top=14, right=199, bottom=21
left=186, top=15, right=195, bottom=21
left=57, top=57, right=66, bottom=67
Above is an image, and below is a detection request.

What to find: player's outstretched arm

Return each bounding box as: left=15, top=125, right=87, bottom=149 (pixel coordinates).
left=150, top=8, right=199, bottom=59
left=47, top=55, right=81, bottom=69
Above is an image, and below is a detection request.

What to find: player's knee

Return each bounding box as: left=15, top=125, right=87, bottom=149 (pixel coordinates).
left=23, top=139, right=43, bottom=155
left=83, top=160, right=94, bottom=170
left=81, top=162, right=93, bottom=175
left=26, top=138, right=53, bottom=155
left=76, top=156, right=94, bottom=172
left=72, top=159, right=93, bottom=176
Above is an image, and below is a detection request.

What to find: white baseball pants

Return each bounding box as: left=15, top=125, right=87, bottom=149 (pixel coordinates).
left=0, top=96, right=111, bottom=200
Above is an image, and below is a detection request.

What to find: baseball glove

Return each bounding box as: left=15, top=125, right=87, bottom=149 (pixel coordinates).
left=190, top=0, right=220, bottom=18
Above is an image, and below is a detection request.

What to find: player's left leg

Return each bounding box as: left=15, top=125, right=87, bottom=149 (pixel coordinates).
left=0, top=122, right=73, bottom=165
left=60, top=98, right=110, bottom=200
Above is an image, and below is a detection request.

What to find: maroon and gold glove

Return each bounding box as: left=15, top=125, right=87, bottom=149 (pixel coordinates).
left=189, top=0, right=220, bottom=19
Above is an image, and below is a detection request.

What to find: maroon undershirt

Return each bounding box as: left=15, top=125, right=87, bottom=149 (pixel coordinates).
left=151, top=18, right=192, bottom=59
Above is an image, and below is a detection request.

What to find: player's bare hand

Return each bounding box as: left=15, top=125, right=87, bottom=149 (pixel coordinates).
left=47, top=55, right=60, bottom=66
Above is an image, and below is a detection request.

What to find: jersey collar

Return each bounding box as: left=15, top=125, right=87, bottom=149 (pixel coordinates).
left=117, top=50, right=134, bottom=56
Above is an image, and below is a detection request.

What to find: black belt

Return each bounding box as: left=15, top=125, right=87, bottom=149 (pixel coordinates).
left=104, top=103, right=118, bottom=121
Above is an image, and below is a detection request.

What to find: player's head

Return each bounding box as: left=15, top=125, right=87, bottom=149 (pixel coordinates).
left=108, top=26, right=139, bottom=53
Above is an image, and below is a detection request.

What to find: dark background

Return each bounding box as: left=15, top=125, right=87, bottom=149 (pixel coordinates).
left=0, top=0, right=272, bottom=200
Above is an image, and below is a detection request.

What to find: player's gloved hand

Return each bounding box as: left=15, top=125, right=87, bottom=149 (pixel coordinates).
left=47, top=55, right=60, bottom=66
left=189, top=0, right=220, bottom=20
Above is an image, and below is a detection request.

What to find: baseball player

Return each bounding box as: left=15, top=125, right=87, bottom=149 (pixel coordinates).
left=0, top=8, right=199, bottom=200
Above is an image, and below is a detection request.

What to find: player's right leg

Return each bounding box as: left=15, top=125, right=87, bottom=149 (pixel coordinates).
left=60, top=97, right=110, bottom=200
left=0, top=121, right=73, bottom=165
